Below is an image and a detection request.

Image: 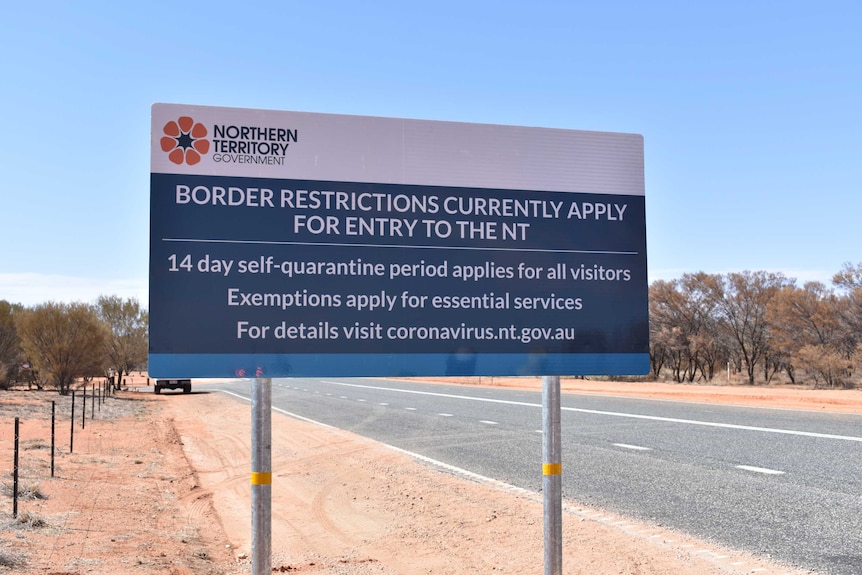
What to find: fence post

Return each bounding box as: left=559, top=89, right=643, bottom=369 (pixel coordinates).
left=70, top=390, right=75, bottom=454
left=82, top=386, right=86, bottom=429
left=13, top=417, right=19, bottom=518
left=51, top=401, right=56, bottom=477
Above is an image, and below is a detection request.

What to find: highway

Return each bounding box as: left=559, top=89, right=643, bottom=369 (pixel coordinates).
left=208, top=377, right=862, bottom=575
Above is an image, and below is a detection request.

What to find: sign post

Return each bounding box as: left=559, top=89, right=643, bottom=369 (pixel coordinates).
left=543, top=375, right=562, bottom=575
left=251, top=377, right=272, bottom=575
left=150, top=104, right=648, bottom=575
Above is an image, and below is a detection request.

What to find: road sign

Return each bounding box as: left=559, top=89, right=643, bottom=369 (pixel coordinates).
left=149, top=104, right=648, bottom=378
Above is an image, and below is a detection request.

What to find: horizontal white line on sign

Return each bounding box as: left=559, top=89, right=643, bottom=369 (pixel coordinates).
left=162, top=237, right=639, bottom=256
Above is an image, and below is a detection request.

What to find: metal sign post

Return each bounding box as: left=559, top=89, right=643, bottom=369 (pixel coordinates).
left=542, top=375, right=562, bottom=575
left=251, top=377, right=272, bottom=575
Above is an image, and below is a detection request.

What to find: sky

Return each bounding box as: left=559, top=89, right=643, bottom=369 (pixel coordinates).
left=1, top=1, right=860, bottom=307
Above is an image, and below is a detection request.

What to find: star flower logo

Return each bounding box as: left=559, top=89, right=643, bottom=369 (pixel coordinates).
left=160, top=116, right=210, bottom=165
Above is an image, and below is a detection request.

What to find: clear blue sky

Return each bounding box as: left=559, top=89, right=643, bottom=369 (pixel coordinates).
left=1, top=1, right=859, bottom=307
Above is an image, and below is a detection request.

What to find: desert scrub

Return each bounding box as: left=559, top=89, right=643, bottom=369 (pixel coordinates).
left=12, top=509, right=48, bottom=529
left=0, top=480, right=46, bottom=500
left=0, top=547, right=26, bottom=568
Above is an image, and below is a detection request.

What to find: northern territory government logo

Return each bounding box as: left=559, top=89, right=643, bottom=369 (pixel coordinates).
left=160, top=116, right=210, bottom=165
left=159, top=115, right=297, bottom=166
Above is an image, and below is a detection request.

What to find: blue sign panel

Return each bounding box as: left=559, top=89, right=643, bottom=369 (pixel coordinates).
left=150, top=105, right=648, bottom=378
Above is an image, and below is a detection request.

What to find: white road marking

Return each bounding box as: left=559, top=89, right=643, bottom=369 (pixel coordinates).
left=322, top=380, right=862, bottom=442
left=613, top=443, right=652, bottom=451
left=405, top=407, right=417, bottom=411
left=217, top=389, right=336, bottom=429
left=736, top=465, right=785, bottom=475
left=439, top=413, right=454, bottom=417
left=480, top=420, right=498, bottom=425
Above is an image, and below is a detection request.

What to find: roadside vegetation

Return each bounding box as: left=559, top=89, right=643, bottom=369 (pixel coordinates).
left=650, top=262, right=862, bottom=388
left=0, top=296, right=147, bottom=394
left=0, top=262, right=859, bottom=393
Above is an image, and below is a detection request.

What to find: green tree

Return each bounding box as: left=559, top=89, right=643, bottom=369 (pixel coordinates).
left=15, top=302, right=108, bottom=394
left=96, top=295, right=148, bottom=387
left=0, top=300, right=24, bottom=388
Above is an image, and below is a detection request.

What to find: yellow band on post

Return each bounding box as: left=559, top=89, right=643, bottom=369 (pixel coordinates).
left=251, top=472, right=272, bottom=485
left=543, top=463, right=562, bottom=476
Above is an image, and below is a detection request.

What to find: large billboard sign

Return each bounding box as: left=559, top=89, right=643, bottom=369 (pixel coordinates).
left=149, top=104, right=648, bottom=378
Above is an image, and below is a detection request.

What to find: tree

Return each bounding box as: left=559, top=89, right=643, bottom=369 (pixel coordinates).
left=766, top=282, right=846, bottom=385
left=797, top=344, right=853, bottom=389
left=832, top=261, right=862, bottom=291
left=649, top=273, right=724, bottom=383
left=649, top=280, right=685, bottom=381
left=715, top=271, right=793, bottom=385
left=0, top=300, right=24, bottom=388
left=96, top=295, right=148, bottom=387
left=15, top=302, right=108, bottom=394
left=832, top=262, right=862, bottom=362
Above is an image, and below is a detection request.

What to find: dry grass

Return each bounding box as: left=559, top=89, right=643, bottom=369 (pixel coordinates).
left=0, top=547, right=26, bottom=568
left=0, top=480, right=46, bottom=501
left=0, top=389, right=154, bottom=423
left=10, top=510, right=48, bottom=529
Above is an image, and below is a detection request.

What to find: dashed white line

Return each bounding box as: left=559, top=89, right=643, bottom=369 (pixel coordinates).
left=736, top=465, right=785, bottom=475
left=613, top=443, right=652, bottom=451
left=480, top=420, right=498, bottom=425
left=324, top=380, right=862, bottom=442
left=439, top=413, right=454, bottom=417
left=405, top=407, right=417, bottom=411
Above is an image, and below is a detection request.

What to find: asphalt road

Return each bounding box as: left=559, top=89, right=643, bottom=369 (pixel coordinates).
left=206, top=377, right=862, bottom=575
